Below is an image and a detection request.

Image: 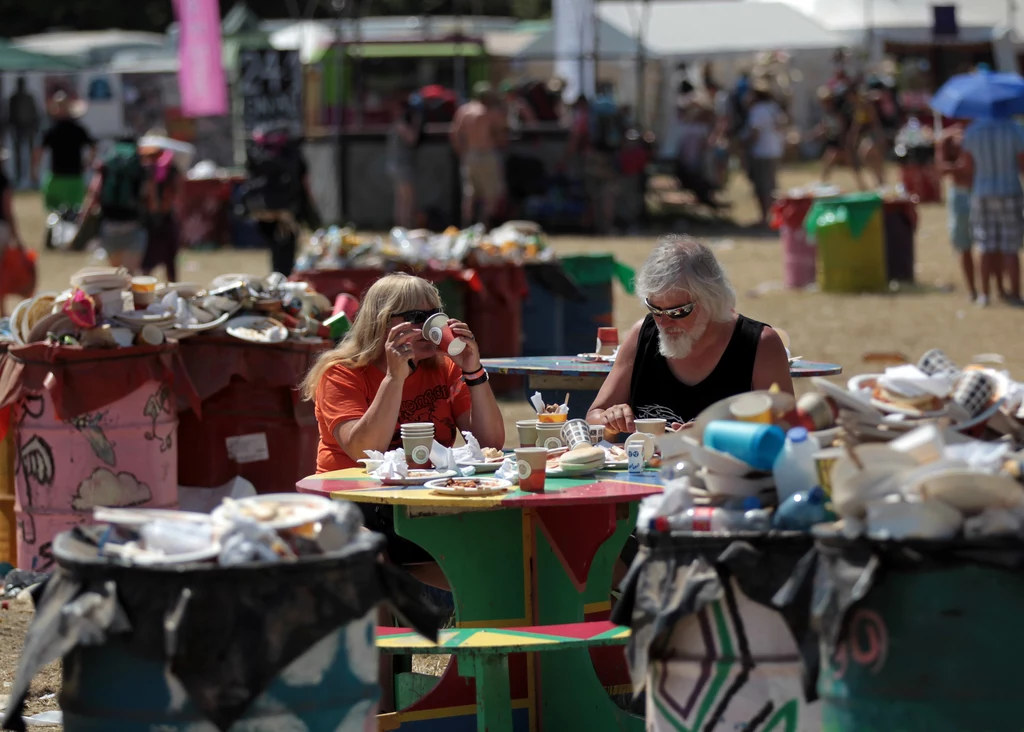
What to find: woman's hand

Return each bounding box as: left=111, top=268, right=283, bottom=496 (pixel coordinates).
left=446, top=319, right=481, bottom=372
left=384, top=322, right=421, bottom=381
left=591, top=404, right=635, bottom=434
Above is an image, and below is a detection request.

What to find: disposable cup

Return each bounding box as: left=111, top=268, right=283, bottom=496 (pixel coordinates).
left=535, top=424, right=564, bottom=450
left=728, top=394, right=773, bottom=424
left=402, top=435, right=433, bottom=467
left=588, top=423, right=606, bottom=445
left=561, top=419, right=591, bottom=451
left=537, top=412, right=568, bottom=424
left=515, top=448, right=548, bottom=493
left=138, top=324, right=164, bottom=346
left=516, top=420, right=539, bottom=448
left=703, top=420, right=785, bottom=472
left=633, top=418, right=667, bottom=436
left=131, top=276, right=158, bottom=293
left=423, top=313, right=467, bottom=357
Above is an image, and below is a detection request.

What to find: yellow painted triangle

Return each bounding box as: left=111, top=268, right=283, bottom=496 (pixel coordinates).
left=457, top=631, right=559, bottom=649
left=376, top=629, right=460, bottom=649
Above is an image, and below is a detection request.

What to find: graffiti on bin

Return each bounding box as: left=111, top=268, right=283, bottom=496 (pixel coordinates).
left=143, top=384, right=174, bottom=453
left=830, top=608, right=889, bottom=680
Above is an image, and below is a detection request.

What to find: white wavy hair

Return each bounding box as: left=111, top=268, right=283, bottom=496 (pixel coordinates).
left=634, top=235, right=736, bottom=322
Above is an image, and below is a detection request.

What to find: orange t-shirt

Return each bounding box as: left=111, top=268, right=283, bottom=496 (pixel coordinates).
left=314, top=359, right=473, bottom=472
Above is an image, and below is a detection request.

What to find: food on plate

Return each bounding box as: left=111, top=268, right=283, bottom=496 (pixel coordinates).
left=541, top=403, right=562, bottom=414
left=558, top=445, right=606, bottom=470
left=435, top=477, right=506, bottom=492
left=872, top=382, right=944, bottom=413
left=481, top=447, right=505, bottom=461
left=604, top=445, right=628, bottom=462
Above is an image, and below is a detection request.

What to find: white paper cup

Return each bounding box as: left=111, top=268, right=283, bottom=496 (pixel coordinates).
left=535, top=424, right=564, bottom=450
left=516, top=420, right=539, bottom=448
left=633, top=418, right=667, bottom=436
left=138, top=324, right=164, bottom=346
left=560, top=419, right=591, bottom=451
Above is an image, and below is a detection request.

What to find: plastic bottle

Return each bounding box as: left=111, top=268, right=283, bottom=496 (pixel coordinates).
left=653, top=504, right=767, bottom=533
left=772, top=487, right=836, bottom=531
left=772, top=427, right=819, bottom=504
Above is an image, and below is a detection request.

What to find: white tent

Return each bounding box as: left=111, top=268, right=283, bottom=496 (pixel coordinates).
left=597, top=1, right=842, bottom=139
left=749, top=0, right=1018, bottom=71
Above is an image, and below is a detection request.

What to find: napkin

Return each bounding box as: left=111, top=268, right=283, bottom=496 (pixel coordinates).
left=370, top=448, right=409, bottom=479
left=877, top=364, right=956, bottom=399
left=428, top=441, right=458, bottom=472
left=530, top=391, right=568, bottom=416
left=452, top=431, right=486, bottom=465
left=494, top=457, right=519, bottom=485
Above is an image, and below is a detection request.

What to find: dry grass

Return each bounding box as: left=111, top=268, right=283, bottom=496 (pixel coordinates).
left=1, top=162, right=1018, bottom=695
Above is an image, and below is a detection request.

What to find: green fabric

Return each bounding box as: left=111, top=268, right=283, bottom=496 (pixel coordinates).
left=560, top=254, right=636, bottom=295
left=0, top=40, right=81, bottom=71
left=42, top=173, right=86, bottom=211
left=805, top=192, right=883, bottom=240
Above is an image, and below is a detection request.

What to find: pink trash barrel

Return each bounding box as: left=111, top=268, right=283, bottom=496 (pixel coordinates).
left=772, top=197, right=819, bottom=289
left=13, top=381, right=178, bottom=571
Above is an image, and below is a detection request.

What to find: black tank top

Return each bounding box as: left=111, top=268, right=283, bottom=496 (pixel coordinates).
left=629, top=313, right=766, bottom=424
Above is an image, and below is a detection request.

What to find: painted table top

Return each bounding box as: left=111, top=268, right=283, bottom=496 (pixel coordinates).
left=481, top=355, right=843, bottom=378
left=297, top=467, right=663, bottom=508
left=377, top=620, right=631, bottom=654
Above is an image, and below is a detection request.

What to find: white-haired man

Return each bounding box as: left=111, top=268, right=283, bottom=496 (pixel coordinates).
left=588, top=235, right=793, bottom=433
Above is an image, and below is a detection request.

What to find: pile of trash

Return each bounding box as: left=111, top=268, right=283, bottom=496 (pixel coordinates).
left=1, top=268, right=351, bottom=349
left=641, top=347, right=1024, bottom=540
left=88, top=494, right=364, bottom=566
left=295, top=221, right=555, bottom=272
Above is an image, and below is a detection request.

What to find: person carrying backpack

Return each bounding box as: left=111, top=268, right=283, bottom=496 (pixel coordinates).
left=241, top=126, right=315, bottom=276
left=80, top=135, right=146, bottom=272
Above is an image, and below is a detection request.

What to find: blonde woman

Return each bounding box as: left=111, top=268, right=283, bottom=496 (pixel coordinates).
left=301, top=272, right=505, bottom=564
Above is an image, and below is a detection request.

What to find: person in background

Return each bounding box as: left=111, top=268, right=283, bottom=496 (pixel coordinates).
left=746, top=80, right=786, bottom=225
left=617, top=128, right=649, bottom=232
left=0, top=148, right=28, bottom=315
left=564, top=86, right=622, bottom=234
left=8, top=78, right=39, bottom=189
left=842, top=84, right=885, bottom=190
left=587, top=235, right=793, bottom=434
left=811, top=86, right=850, bottom=183
left=80, top=134, right=146, bottom=273
left=669, top=98, right=721, bottom=210
left=936, top=123, right=977, bottom=304
left=34, top=92, right=94, bottom=218
left=138, top=131, right=184, bottom=282
left=450, top=82, right=507, bottom=227
left=960, top=115, right=1024, bottom=306
left=386, top=93, right=421, bottom=229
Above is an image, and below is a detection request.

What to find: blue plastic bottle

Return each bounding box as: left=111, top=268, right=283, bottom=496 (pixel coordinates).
left=772, top=486, right=836, bottom=531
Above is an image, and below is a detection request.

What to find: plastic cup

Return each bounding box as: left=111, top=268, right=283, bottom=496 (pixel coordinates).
left=560, top=419, right=591, bottom=451
left=515, top=447, right=548, bottom=493
left=138, top=324, right=164, bottom=346
left=536, top=412, right=568, bottom=424
left=131, top=276, right=158, bottom=293
left=402, top=434, right=434, bottom=467
left=423, top=312, right=467, bottom=357
left=516, top=420, right=539, bottom=448
left=703, top=420, right=786, bottom=472
left=728, top=394, right=773, bottom=424
left=535, top=424, right=564, bottom=450
left=633, top=418, right=667, bottom=436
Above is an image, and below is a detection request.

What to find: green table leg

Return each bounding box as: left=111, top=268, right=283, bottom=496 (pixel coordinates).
left=459, top=654, right=515, bottom=732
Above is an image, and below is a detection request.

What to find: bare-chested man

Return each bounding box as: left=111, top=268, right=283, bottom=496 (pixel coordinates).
left=450, top=82, right=507, bottom=227
left=937, top=123, right=978, bottom=303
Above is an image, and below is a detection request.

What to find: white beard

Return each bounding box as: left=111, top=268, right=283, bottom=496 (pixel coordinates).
left=657, top=318, right=708, bottom=360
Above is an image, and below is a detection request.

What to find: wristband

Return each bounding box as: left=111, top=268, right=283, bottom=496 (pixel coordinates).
left=462, top=367, right=485, bottom=380
left=464, top=372, right=489, bottom=387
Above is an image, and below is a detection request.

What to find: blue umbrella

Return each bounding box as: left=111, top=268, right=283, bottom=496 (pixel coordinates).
left=930, top=70, right=1024, bottom=119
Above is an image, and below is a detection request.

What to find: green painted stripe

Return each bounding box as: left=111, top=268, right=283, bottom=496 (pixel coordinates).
left=592, top=625, right=631, bottom=641
left=711, top=602, right=734, bottom=658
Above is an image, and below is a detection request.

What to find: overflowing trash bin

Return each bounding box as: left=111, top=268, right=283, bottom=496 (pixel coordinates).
left=805, top=193, right=887, bottom=293
left=2, top=495, right=441, bottom=731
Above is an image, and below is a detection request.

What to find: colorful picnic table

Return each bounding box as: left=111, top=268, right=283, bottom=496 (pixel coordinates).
left=297, top=468, right=663, bottom=732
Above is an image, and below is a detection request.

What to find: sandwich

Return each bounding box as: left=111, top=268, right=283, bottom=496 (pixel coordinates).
left=871, top=382, right=943, bottom=413
left=558, top=445, right=606, bottom=471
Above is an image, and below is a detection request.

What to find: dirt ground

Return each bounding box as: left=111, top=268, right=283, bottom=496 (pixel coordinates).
left=2, top=160, right=1021, bottom=721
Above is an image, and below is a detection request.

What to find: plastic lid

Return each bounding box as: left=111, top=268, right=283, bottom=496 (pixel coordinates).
left=787, top=427, right=809, bottom=443
left=742, top=496, right=762, bottom=511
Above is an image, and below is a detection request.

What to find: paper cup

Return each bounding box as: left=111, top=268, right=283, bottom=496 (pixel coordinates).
left=918, top=348, right=960, bottom=378
left=561, top=419, right=592, bottom=451
left=516, top=420, right=539, bottom=448
left=588, top=423, right=606, bottom=445
left=403, top=435, right=433, bottom=467
left=728, top=394, right=773, bottom=424
left=138, top=324, right=164, bottom=346
left=633, top=418, right=667, bottom=436
left=535, top=424, right=564, bottom=450
left=423, top=313, right=467, bottom=357
left=515, top=447, right=548, bottom=493
left=131, top=276, right=158, bottom=293
left=952, top=370, right=995, bottom=418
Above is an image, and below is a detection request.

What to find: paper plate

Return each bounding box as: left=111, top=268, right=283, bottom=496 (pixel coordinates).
left=813, top=377, right=880, bottom=416
left=689, top=390, right=797, bottom=442
left=101, top=541, right=222, bottom=566
left=575, top=353, right=616, bottom=363
left=225, top=316, right=288, bottom=344
left=376, top=469, right=459, bottom=486
left=212, top=494, right=334, bottom=530
left=458, top=460, right=505, bottom=474
left=7, top=298, right=30, bottom=346
left=93, top=507, right=214, bottom=529
left=171, top=311, right=231, bottom=334
left=425, top=477, right=512, bottom=496
left=546, top=460, right=603, bottom=477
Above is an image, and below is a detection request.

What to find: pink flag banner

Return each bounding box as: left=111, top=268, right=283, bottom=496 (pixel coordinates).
left=174, top=0, right=228, bottom=117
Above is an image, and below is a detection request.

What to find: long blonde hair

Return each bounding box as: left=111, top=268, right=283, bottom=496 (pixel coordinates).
left=300, top=273, right=443, bottom=400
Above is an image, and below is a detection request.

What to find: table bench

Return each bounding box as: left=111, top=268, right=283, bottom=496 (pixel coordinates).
left=377, top=621, right=632, bottom=732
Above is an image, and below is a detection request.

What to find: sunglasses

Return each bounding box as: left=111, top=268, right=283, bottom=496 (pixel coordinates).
left=644, top=298, right=696, bottom=320
left=394, top=307, right=441, bottom=325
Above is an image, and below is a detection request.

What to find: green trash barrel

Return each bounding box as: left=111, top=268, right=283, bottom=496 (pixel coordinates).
left=815, top=538, right=1024, bottom=731
left=805, top=193, right=887, bottom=293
